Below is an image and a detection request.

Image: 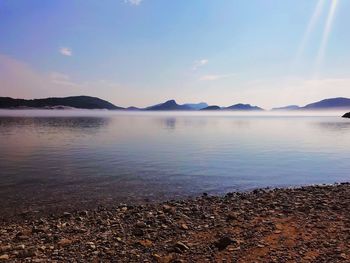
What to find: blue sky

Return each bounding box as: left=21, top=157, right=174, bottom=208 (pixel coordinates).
left=1, top=0, right=350, bottom=108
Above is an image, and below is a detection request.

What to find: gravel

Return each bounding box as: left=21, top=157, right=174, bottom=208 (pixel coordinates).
left=0, top=183, right=349, bottom=262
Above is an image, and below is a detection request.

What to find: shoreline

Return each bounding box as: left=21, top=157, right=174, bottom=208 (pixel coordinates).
left=0, top=183, right=349, bottom=262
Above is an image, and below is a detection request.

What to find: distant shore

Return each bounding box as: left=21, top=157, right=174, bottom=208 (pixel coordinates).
left=0, top=183, right=349, bottom=262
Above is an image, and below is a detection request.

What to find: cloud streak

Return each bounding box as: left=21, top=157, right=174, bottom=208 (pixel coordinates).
left=192, top=59, right=208, bottom=70
left=199, top=74, right=235, bottom=81
left=59, top=47, right=72, bottom=56
left=125, top=0, right=143, bottom=6
left=50, top=72, right=80, bottom=87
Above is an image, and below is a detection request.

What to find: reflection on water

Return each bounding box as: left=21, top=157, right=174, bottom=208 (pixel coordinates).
left=0, top=117, right=109, bottom=133
left=0, top=110, right=349, bottom=216
left=314, top=121, right=350, bottom=132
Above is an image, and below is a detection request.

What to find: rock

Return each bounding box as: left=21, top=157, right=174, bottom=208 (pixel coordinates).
left=79, top=210, right=88, bottom=216
left=180, top=224, right=188, bottom=230
left=0, top=254, right=9, bottom=260
left=214, top=236, right=237, bottom=250
left=227, top=212, right=238, bottom=221
left=162, top=205, right=175, bottom=214
left=18, top=249, right=36, bottom=258
left=14, top=244, right=25, bottom=250
left=342, top=112, right=350, bottom=118
left=86, top=242, right=96, bottom=249
left=153, top=253, right=173, bottom=263
left=138, top=239, right=153, bottom=248
left=58, top=238, right=72, bottom=247
left=63, top=212, right=72, bottom=218
left=135, top=222, right=147, bottom=228
left=0, top=245, right=11, bottom=253
left=174, top=241, right=189, bottom=252
left=132, top=228, right=144, bottom=237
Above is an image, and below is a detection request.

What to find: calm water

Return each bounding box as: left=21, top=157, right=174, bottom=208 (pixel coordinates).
left=0, top=110, right=350, bottom=215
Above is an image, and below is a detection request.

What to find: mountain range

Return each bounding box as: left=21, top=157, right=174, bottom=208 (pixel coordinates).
left=1, top=96, right=350, bottom=112
left=0, top=96, right=122, bottom=110
left=145, top=100, right=192, bottom=111
left=272, top=98, right=350, bottom=111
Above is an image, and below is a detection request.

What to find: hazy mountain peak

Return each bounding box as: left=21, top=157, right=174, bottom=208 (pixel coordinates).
left=146, top=99, right=191, bottom=111
left=184, top=102, right=208, bottom=110
left=302, top=97, right=350, bottom=110
left=225, top=103, right=264, bottom=111
left=200, top=105, right=221, bottom=111
left=272, top=105, right=300, bottom=111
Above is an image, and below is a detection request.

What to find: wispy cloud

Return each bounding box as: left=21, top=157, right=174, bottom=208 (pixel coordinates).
left=124, top=0, right=143, bottom=6
left=199, top=73, right=235, bottom=81
left=192, top=59, right=208, bottom=70
left=50, top=72, right=80, bottom=87
left=59, top=47, right=72, bottom=56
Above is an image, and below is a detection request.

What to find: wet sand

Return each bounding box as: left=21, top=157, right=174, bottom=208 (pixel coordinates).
left=0, top=183, right=349, bottom=262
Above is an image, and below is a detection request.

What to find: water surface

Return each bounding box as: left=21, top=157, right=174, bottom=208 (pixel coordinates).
left=0, top=110, right=349, bottom=216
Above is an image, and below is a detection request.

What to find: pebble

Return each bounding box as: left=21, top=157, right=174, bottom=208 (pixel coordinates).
left=214, top=236, right=237, bottom=250
left=174, top=241, right=189, bottom=252
left=0, top=254, right=9, bottom=260
left=58, top=238, right=72, bottom=247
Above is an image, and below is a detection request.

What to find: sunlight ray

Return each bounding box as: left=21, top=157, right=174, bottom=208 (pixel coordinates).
left=315, top=0, right=339, bottom=76
left=295, top=0, right=325, bottom=62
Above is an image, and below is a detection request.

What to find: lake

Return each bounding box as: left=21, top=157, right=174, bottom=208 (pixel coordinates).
left=0, top=110, right=349, bottom=216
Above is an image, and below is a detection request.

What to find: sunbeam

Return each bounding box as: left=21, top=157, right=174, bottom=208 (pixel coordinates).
left=315, top=0, right=339, bottom=76
left=295, top=0, right=325, bottom=63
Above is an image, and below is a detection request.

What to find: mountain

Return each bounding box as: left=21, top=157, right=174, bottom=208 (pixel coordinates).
left=0, top=96, right=123, bottom=110
left=145, top=100, right=192, bottom=111
left=126, top=106, right=141, bottom=111
left=224, top=103, right=264, bottom=111
left=301, top=97, right=350, bottom=110
left=200, top=105, right=221, bottom=111
left=272, top=105, right=300, bottom=111
left=343, top=112, right=350, bottom=118
left=183, top=102, right=208, bottom=110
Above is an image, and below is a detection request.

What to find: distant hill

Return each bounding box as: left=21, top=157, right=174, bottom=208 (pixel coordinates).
left=301, top=97, right=350, bottom=110
left=200, top=105, right=221, bottom=111
left=0, top=96, right=123, bottom=110
left=343, top=112, right=350, bottom=118
left=146, top=100, right=192, bottom=111
left=183, top=102, right=208, bottom=110
left=126, top=106, right=141, bottom=111
left=224, top=103, right=264, bottom=111
left=272, top=105, right=300, bottom=111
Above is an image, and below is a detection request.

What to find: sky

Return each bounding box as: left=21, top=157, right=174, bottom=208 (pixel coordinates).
left=1, top=0, right=350, bottom=109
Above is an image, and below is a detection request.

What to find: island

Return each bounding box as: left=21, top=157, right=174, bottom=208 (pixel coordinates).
left=343, top=112, right=350, bottom=118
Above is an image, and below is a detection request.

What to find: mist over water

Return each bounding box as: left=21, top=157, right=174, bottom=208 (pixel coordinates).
left=0, top=110, right=349, bottom=214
